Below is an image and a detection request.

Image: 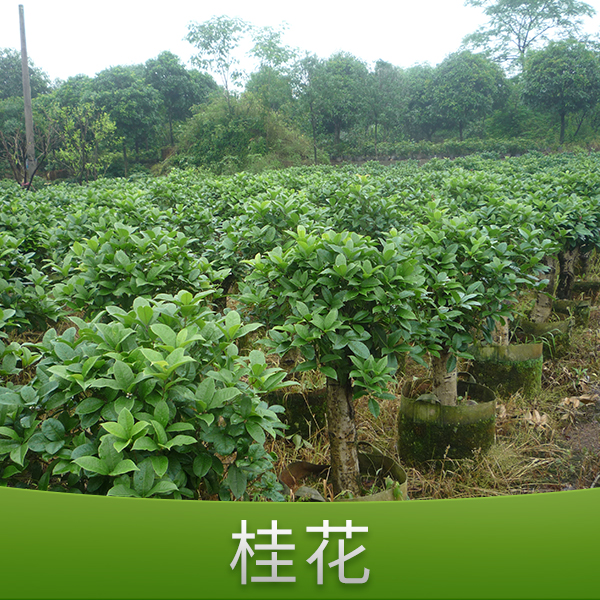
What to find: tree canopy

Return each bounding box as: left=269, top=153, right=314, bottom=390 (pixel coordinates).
left=463, top=0, right=596, bottom=72
left=522, top=39, right=600, bottom=143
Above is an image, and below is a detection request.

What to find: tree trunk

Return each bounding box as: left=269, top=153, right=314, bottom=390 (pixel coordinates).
left=168, top=111, right=174, bottom=147
left=530, top=256, right=558, bottom=323
left=326, top=375, right=360, bottom=497
left=458, top=121, right=464, bottom=142
left=122, top=142, right=129, bottom=178
left=431, top=350, right=457, bottom=406
left=556, top=246, right=580, bottom=300
left=492, top=316, right=510, bottom=346
left=559, top=112, right=566, bottom=145
left=334, top=122, right=341, bottom=147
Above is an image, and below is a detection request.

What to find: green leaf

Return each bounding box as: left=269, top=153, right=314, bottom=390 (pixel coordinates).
left=113, top=360, right=135, bottom=392
left=322, top=308, right=339, bottom=331
left=118, top=408, right=134, bottom=438
left=245, top=421, right=266, bottom=444
left=107, top=484, right=140, bottom=498
left=224, top=310, right=241, bottom=339
left=348, top=340, right=371, bottom=360
left=10, top=444, right=28, bottom=467
left=75, top=397, right=104, bottom=416
left=226, top=464, right=247, bottom=499
left=164, top=434, right=196, bottom=449
left=0, top=427, right=20, bottom=441
left=74, top=456, right=110, bottom=476
left=109, top=459, right=139, bottom=476
left=132, top=436, right=159, bottom=451
left=147, top=480, right=178, bottom=497
left=320, top=366, right=338, bottom=380
left=193, top=454, right=212, bottom=478
left=41, top=419, right=65, bottom=442
left=101, top=422, right=128, bottom=440
left=136, top=305, right=154, bottom=327
left=150, top=323, right=177, bottom=348
left=210, top=387, right=241, bottom=409
left=165, top=422, right=195, bottom=433
left=151, top=420, right=168, bottom=446
left=151, top=456, right=169, bottom=478
left=133, top=460, right=155, bottom=497
left=368, top=397, right=380, bottom=418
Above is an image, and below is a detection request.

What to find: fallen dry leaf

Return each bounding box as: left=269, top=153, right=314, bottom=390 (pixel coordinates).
left=524, top=409, right=550, bottom=430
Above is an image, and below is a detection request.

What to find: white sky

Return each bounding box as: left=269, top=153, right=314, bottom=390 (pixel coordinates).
left=1, top=0, right=600, bottom=83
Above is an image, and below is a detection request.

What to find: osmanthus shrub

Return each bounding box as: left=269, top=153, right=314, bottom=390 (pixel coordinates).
left=0, top=232, right=62, bottom=332
left=0, top=291, right=289, bottom=500
left=395, top=201, right=548, bottom=406
left=52, top=224, right=230, bottom=317
left=239, top=226, right=428, bottom=497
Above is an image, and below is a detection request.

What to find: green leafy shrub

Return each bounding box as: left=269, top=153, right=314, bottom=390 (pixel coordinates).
left=0, top=232, right=63, bottom=331
left=53, top=224, right=229, bottom=316
left=0, top=291, right=289, bottom=500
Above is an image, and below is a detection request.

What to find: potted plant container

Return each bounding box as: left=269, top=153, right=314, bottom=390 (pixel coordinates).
left=470, top=342, right=543, bottom=398
left=397, top=377, right=496, bottom=463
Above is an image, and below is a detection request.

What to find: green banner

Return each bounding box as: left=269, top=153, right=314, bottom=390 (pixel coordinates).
left=0, top=486, right=598, bottom=599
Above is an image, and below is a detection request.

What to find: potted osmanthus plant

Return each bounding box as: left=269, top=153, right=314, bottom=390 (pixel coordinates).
left=466, top=198, right=556, bottom=397
left=393, top=202, right=545, bottom=462
left=240, top=225, right=429, bottom=498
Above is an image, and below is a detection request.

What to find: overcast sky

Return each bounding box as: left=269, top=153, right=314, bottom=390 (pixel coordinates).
left=2, top=0, right=600, bottom=83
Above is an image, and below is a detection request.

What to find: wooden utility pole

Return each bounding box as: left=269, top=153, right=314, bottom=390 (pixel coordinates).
left=19, top=4, right=36, bottom=187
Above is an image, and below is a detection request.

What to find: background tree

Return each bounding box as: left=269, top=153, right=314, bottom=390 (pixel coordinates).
left=463, top=0, right=596, bottom=72
left=186, top=16, right=250, bottom=108
left=402, top=64, right=441, bottom=141
left=55, top=74, right=95, bottom=108
left=522, top=39, right=600, bottom=144
left=245, top=24, right=297, bottom=114
left=290, top=53, right=323, bottom=164
left=0, top=48, right=51, bottom=101
left=54, top=103, right=119, bottom=183
left=93, top=66, right=162, bottom=175
left=144, top=51, right=217, bottom=146
left=312, top=52, right=369, bottom=148
left=365, top=60, right=405, bottom=157
left=434, top=50, right=507, bottom=140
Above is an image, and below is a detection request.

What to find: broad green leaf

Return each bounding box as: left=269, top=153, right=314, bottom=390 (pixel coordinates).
left=245, top=421, right=266, bottom=445
left=75, top=397, right=104, bottom=416
left=348, top=340, right=371, bottom=360
left=226, top=464, right=247, bottom=499
left=133, top=460, right=155, bottom=497
left=136, top=305, right=154, bottom=326
left=101, top=422, right=128, bottom=440
left=132, top=436, right=159, bottom=451
left=320, top=366, right=338, bottom=380
left=193, top=454, right=212, bottom=478
left=74, top=456, right=110, bottom=476
left=118, top=408, right=134, bottom=438
left=113, top=360, right=135, bottom=392
left=150, top=323, right=177, bottom=348
left=147, top=480, right=178, bottom=497
left=107, top=484, right=140, bottom=498
left=10, top=444, right=27, bottom=467
left=41, top=419, right=65, bottom=442
left=151, top=420, right=168, bottom=446
left=0, top=427, right=20, bottom=441
left=164, top=435, right=196, bottom=449
left=322, top=308, right=339, bottom=331
left=224, top=310, right=241, bottom=338
left=210, top=387, right=241, bottom=409
left=109, top=459, right=139, bottom=477
left=151, top=456, right=169, bottom=478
